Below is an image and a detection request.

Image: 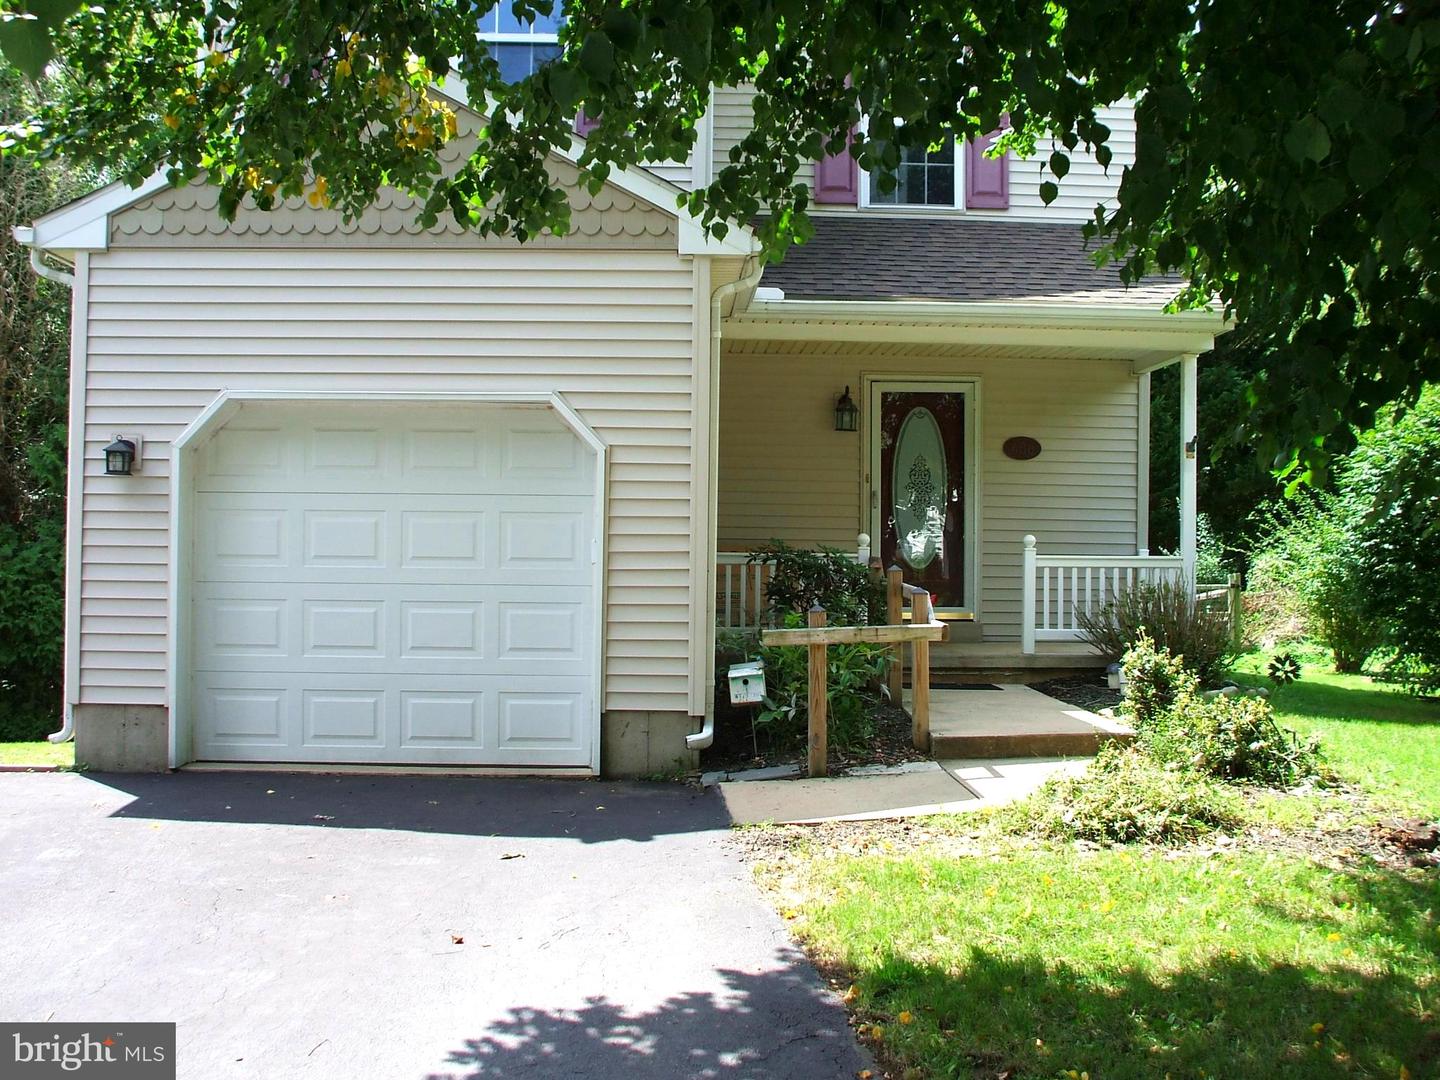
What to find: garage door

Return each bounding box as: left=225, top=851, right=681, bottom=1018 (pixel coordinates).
left=189, top=403, right=598, bottom=767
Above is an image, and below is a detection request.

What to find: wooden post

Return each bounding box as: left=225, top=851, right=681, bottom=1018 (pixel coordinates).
left=807, top=605, right=828, bottom=778
left=886, top=565, right=904, bottom=703
left=1228, top=572, right=1244, bottom=652
left=912, top=591, right=932, bottom=751
left=1021, top=536, right=1037, bottom=655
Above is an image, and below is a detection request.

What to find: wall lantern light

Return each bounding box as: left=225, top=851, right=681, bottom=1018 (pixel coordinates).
left=834, top=386, right=859, bottom=432
left=104, top=436, right=139, bottom=476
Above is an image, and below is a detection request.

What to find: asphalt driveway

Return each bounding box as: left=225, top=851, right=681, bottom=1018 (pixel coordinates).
left=0, top=772, right=868, bottom=1079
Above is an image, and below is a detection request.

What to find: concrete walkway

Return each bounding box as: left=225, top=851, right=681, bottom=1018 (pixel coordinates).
left=928, top=683, right=1132, bottom=758
left=0, top=772, right=870, bottom=1080
left=719, top=756, right=1093, bottom=825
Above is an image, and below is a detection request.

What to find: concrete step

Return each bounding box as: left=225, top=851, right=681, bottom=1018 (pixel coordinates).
left=929, top=727, right=1132, bottom=760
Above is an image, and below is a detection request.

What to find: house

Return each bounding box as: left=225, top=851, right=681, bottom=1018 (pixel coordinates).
left=16, top=84, right=1226, bottom=777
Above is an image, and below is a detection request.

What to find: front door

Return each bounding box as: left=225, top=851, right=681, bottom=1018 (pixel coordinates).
left=870, top=382, right=975, bottom=613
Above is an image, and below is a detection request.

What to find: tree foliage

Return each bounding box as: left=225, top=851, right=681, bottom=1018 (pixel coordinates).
left=0, top=65, right=86, bottom=737
left=3, top=1, right=1439, bottom=472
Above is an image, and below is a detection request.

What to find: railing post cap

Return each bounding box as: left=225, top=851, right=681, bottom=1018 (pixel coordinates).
left=1023, top=534, right=1037, bottom=547
left=887, top=563, right=903, bottom=574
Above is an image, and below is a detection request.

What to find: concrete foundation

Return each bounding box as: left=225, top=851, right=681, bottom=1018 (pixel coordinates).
left=74, top=704, right=169, bottom=772
left=601, top=710, right=700, bottom=778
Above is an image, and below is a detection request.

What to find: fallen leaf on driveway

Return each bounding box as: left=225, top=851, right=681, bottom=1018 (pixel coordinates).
left=500, top=853, right=524, bottom=860
left=450, top=934, right=464, bottom=945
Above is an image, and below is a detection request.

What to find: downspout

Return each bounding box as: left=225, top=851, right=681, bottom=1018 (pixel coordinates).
left=14, top=226, right=78, bottom=744
left=687, top=252, right=764, bottom=751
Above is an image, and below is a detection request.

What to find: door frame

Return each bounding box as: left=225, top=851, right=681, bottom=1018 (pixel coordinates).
left=864, top=376, right=981, bottom=619
left=167, top=389, right=608, bottom=773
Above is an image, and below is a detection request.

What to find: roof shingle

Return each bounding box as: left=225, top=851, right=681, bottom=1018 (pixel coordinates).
left=759, top=215, right=1182, bottom=309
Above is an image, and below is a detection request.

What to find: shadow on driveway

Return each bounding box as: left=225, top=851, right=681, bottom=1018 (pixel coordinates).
left=426, top=967, right=867, bottom=1079
left=87, top=771, right=728, bottom=843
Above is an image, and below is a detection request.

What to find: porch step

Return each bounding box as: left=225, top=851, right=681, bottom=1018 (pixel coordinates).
left=930, top=727, right=1133, bottom=760
left=931, top=641, right=1107, bottom=671
left=925, top=683, right=1133, bottom=761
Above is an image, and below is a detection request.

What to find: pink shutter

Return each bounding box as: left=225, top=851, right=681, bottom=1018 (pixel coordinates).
left=814, top=126, right=859, bottom=204
left=574, top=110, right=601, bottom=136
left=965, top=128, right=1009, bottom=209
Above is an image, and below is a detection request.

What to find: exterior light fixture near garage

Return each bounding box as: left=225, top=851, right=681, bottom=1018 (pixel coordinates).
left=104, top=436, right=139, bottom=476
left=834, top=387, right=859, bottom=432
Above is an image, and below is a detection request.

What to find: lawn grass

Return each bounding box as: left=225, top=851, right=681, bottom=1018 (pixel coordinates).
left=771, top=845, right=1438, bottom=1079
left=1229, top=653, right=1440, bottom=817
left=0, top=740, right=75, bottom=767
left=758, top=650, right=1440, bottom=1078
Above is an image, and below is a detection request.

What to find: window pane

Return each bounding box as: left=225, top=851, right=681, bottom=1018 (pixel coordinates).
left=927, top=163, right=955, bottom=206
left=868, top=136, right=956, bottom=207
left=494, top=42, right=533, bottom=82
left=478, top=5, right=501, bottom=33
left=496, top=2, right=563, bottom=34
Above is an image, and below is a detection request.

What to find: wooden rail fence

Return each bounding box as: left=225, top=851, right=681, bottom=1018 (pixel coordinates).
left=759, top=566, right=945, bottom=777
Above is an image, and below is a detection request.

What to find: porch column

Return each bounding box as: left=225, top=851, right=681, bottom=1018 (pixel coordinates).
left=1136, top=371, right=1150, bottom=554
left=1178, top=353, right=1199, bottom=582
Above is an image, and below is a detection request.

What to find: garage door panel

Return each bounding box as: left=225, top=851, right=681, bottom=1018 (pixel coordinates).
left=192, top=673, right=592, bottom=764
left=195, top=494, right=592, bottom=587
left=194, top=584, right=591, bottom=676
left=197, top=409, right=593, bottom=498
left=190, top=404, right=598, bottom=767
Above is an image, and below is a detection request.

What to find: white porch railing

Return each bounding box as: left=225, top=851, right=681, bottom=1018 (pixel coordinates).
left=716, top=534, right=870, bottom=631
left=1021, top=534, right=1185, bottom=653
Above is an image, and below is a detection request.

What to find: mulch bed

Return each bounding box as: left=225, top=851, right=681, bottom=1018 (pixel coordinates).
left=729, top=781, right=1440, bottom=875
left=1029, top=670, right=1123, bottom=713
left=701, top=699, right=928, bottom=777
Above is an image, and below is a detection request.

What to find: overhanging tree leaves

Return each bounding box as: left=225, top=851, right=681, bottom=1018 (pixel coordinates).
left=2, top=0, right=1438, bottom=475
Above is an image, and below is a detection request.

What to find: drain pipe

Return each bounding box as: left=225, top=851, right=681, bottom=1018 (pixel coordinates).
left=15, top=227, right=78, bottom=744
left=687, top=253, right=764, bottom=751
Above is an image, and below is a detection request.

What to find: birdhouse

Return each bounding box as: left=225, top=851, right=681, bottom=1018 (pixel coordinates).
left=727, top=661, right=766, bottom=705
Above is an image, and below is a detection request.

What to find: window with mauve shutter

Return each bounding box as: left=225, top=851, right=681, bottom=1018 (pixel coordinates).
left=965, top=129, right=1009, bottom=209
left=814, top=127, right=859, bottom=204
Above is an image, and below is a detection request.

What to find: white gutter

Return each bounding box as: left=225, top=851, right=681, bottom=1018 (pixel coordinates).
left=742, top=296, right=1229, bottom=332
left=687, top=254, right=765, bottom=752
left=14, top=227, right=78, bottom=745
left=14, top=227, right=76, bottom=286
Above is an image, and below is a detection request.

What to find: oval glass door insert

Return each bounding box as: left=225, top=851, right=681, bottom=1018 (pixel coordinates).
left=892, top=406, right=947, bottom=569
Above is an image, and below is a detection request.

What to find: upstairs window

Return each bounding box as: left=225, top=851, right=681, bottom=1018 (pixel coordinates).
left=864, top=136, right=961, bottom=208
left=480, top=4, right=562, bottom=82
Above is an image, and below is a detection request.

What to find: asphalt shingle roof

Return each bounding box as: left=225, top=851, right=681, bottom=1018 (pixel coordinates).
left=759, top=215, right=1182, bottom=309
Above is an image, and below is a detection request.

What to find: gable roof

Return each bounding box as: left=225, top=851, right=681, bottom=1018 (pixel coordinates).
left=19, top=89, right=755, bottom=258
left=759, top=215, right=1182, bottom=309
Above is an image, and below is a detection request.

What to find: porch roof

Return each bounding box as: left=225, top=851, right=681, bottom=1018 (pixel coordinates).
left=759, top=216, right=1182, bottom=309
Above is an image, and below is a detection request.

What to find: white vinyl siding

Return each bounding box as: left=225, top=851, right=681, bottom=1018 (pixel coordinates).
left=712, top=85, right=816, bottom=193
left=717, top=347, right=1140, bottom=641
left=79, top=247, right=699, bottom=715
left=1005, top=103, right=1136, bottom=222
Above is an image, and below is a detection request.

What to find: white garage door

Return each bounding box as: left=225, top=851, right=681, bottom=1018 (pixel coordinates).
left=189, top=403, right=598, bottom=767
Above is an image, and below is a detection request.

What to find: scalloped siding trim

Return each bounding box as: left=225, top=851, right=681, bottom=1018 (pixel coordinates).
left=110, top=142, right=676, bottom=249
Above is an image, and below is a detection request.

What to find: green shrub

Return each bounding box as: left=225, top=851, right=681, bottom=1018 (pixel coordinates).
left=1342, top=388, right=1440, bottom=694
left=999, top=745, right=1244, bottom=845
left=1121, top=639, right=1324, bottom=787
left=751, top=540, right=884, bottom=627
left=1076, top=577, right=1235, bottom=684
left=1248, top=494, right=1382, bottom=673
left=754, top=612, right=889, bottom=752
left=1120, top=631, right=1199, bottom=729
